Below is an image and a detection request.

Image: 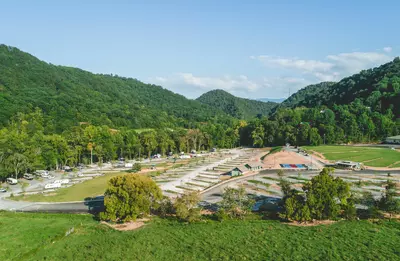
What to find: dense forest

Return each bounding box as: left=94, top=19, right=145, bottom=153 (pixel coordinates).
left=279, top=82, right=335, bottom=108
left=0, top=45, right=233, bottom=132
left=280, top=58, right=400, bottom=118
left=197, top=89, right=277, bottom=119
left=0, top=44, right=399, bottom=179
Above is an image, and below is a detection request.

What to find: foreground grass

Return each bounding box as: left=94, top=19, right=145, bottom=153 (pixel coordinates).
left=1, top=212, right=400, bottom=261
left=304, top=145, right=400, bottom=167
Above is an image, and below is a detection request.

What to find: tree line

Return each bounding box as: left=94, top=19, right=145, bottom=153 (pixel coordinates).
left=242, top=100, right=399, bottom=147
left=0, top=109, right=240, bottom=179
left=1, top=102, right=399, bottom=179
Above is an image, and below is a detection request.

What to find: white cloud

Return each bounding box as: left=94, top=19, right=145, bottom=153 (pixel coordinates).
left=254, top=56, right=333, bottom=72
left=150, top=73, right=266, bottom=98
left=326, top=52, right=391, bottom=74
left=149, top=47, right=395, bottom=99
left=383, top=46, right=392, bottom=53
left=253, top=50, right=393, bottom=82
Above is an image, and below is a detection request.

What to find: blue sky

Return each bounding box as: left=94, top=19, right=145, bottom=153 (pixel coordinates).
left=1, top=0, right=399, bottom=99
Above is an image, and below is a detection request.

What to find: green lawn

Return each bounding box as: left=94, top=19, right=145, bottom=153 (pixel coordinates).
left=12, top=172, right=125, bottom=202
left=12, top=159, right=195, bottom=202
left=1, top=212, right=400, bottom=261
left=304, top=145, right=400, bottom=167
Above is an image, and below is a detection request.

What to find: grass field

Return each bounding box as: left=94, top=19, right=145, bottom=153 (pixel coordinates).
left=1, top=212, right=400, bottom=261
left=12, top=158, right=204, bottom=202
left=12, top=172, right=125, bottom=202
left=304, top=145, right=400, bottom=167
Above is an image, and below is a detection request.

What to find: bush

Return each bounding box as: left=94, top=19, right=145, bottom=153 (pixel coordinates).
left=174, top=192, right=201, bottom=222
left=100, top=174, right=162, bottom=222
left=131, top=163, right=142, bottom=173
left=157, top=196, right=174, bottom=218
left=219, top=187, right=255, bottom=219
left=215, top=209, right=229, bottom=222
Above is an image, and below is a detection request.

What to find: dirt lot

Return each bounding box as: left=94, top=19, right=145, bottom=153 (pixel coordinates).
left=262, top=150, right=311, bottom=169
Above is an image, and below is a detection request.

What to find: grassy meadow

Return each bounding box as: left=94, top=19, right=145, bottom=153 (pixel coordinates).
left=1, top=211, right=400, bottom=261
left=304, top=145, right=400, bottom=167
left=12, top=172, right=124, bottom=202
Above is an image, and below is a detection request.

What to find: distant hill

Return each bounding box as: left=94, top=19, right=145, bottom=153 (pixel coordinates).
left=280, top=58, right=400, bottom=118
left=0, top=44, right=232, bottom=132
left=257, top=98, right=285, bottom=103
left=196, top=89, right=277, bottom=119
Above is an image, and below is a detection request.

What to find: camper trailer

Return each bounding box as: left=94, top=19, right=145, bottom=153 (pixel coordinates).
left=53, top=179, right=70, bottom=184
left=6, top=178, right=18, bottom=185
left=45, top=183, right=62, bottom=189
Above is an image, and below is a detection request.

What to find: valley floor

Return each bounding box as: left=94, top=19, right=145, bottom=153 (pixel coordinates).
left=1, top=212, right=400, bottom=261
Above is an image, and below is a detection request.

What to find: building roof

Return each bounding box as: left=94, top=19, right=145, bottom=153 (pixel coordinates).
left=386, top=135, right=400, bottom=140
left=336, top=160, right=361, bottom=166
left=232, top=166, right=247, bottom=173
left=245, top=163, right=262, bottom=169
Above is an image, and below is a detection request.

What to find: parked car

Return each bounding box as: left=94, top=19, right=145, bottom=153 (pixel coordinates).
left=36, top=170, right=49, bottom=178
left=23, top=173, right=34, bottom=180
left=116, top=162, right=125, bottom=168
left=0, top=188, right=7, bottom=192
left=152, top=154, right=161, bottom=159
left=63, top=166, right=72, bottom=172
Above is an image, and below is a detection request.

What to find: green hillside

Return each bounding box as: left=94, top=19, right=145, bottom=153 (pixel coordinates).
left=196, top=89, right=277, bottom=119
left=280, top=58, right=400, bottom=118
left=280, top=82, right=335, bottom=108
left=0, top=45, right=231, bottom=132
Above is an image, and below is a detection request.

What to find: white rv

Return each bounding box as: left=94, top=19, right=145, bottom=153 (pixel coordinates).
left=6, top=178, right=18, bottom=185
left=53, top=179, right=70, bottom=184
left=44, top=183, right=62, bottom=189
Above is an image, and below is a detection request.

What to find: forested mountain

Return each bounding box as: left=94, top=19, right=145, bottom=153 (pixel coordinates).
left=0, top=45, right=232, bottom=132
left=280, top=58, right=400, bottom=118
left=280, top=82, right=335, bottom=108
left=196, top=89, right=277, bottom=119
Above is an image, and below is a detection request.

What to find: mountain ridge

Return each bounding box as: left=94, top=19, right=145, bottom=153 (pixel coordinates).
left=196, top=89, right=277, bottom=119
left=0, top=44, right=234, bottom=132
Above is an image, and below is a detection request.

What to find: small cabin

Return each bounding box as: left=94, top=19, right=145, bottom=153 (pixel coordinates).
left=245, top=163, right=263, bottom=171
left=228, top=167, right=246, bottom=177
left=335, top=161, right=362, bottom=170
left=385, top=135, right=400, bottom=144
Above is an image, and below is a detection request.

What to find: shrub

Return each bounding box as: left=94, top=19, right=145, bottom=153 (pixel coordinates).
left=157, top=196, right=174, bottom=218
left=219, top=187, right=255, bottom=219
left=131, top=163, right=142, bottom=173
left=174, top=191, right=201, bottom=222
